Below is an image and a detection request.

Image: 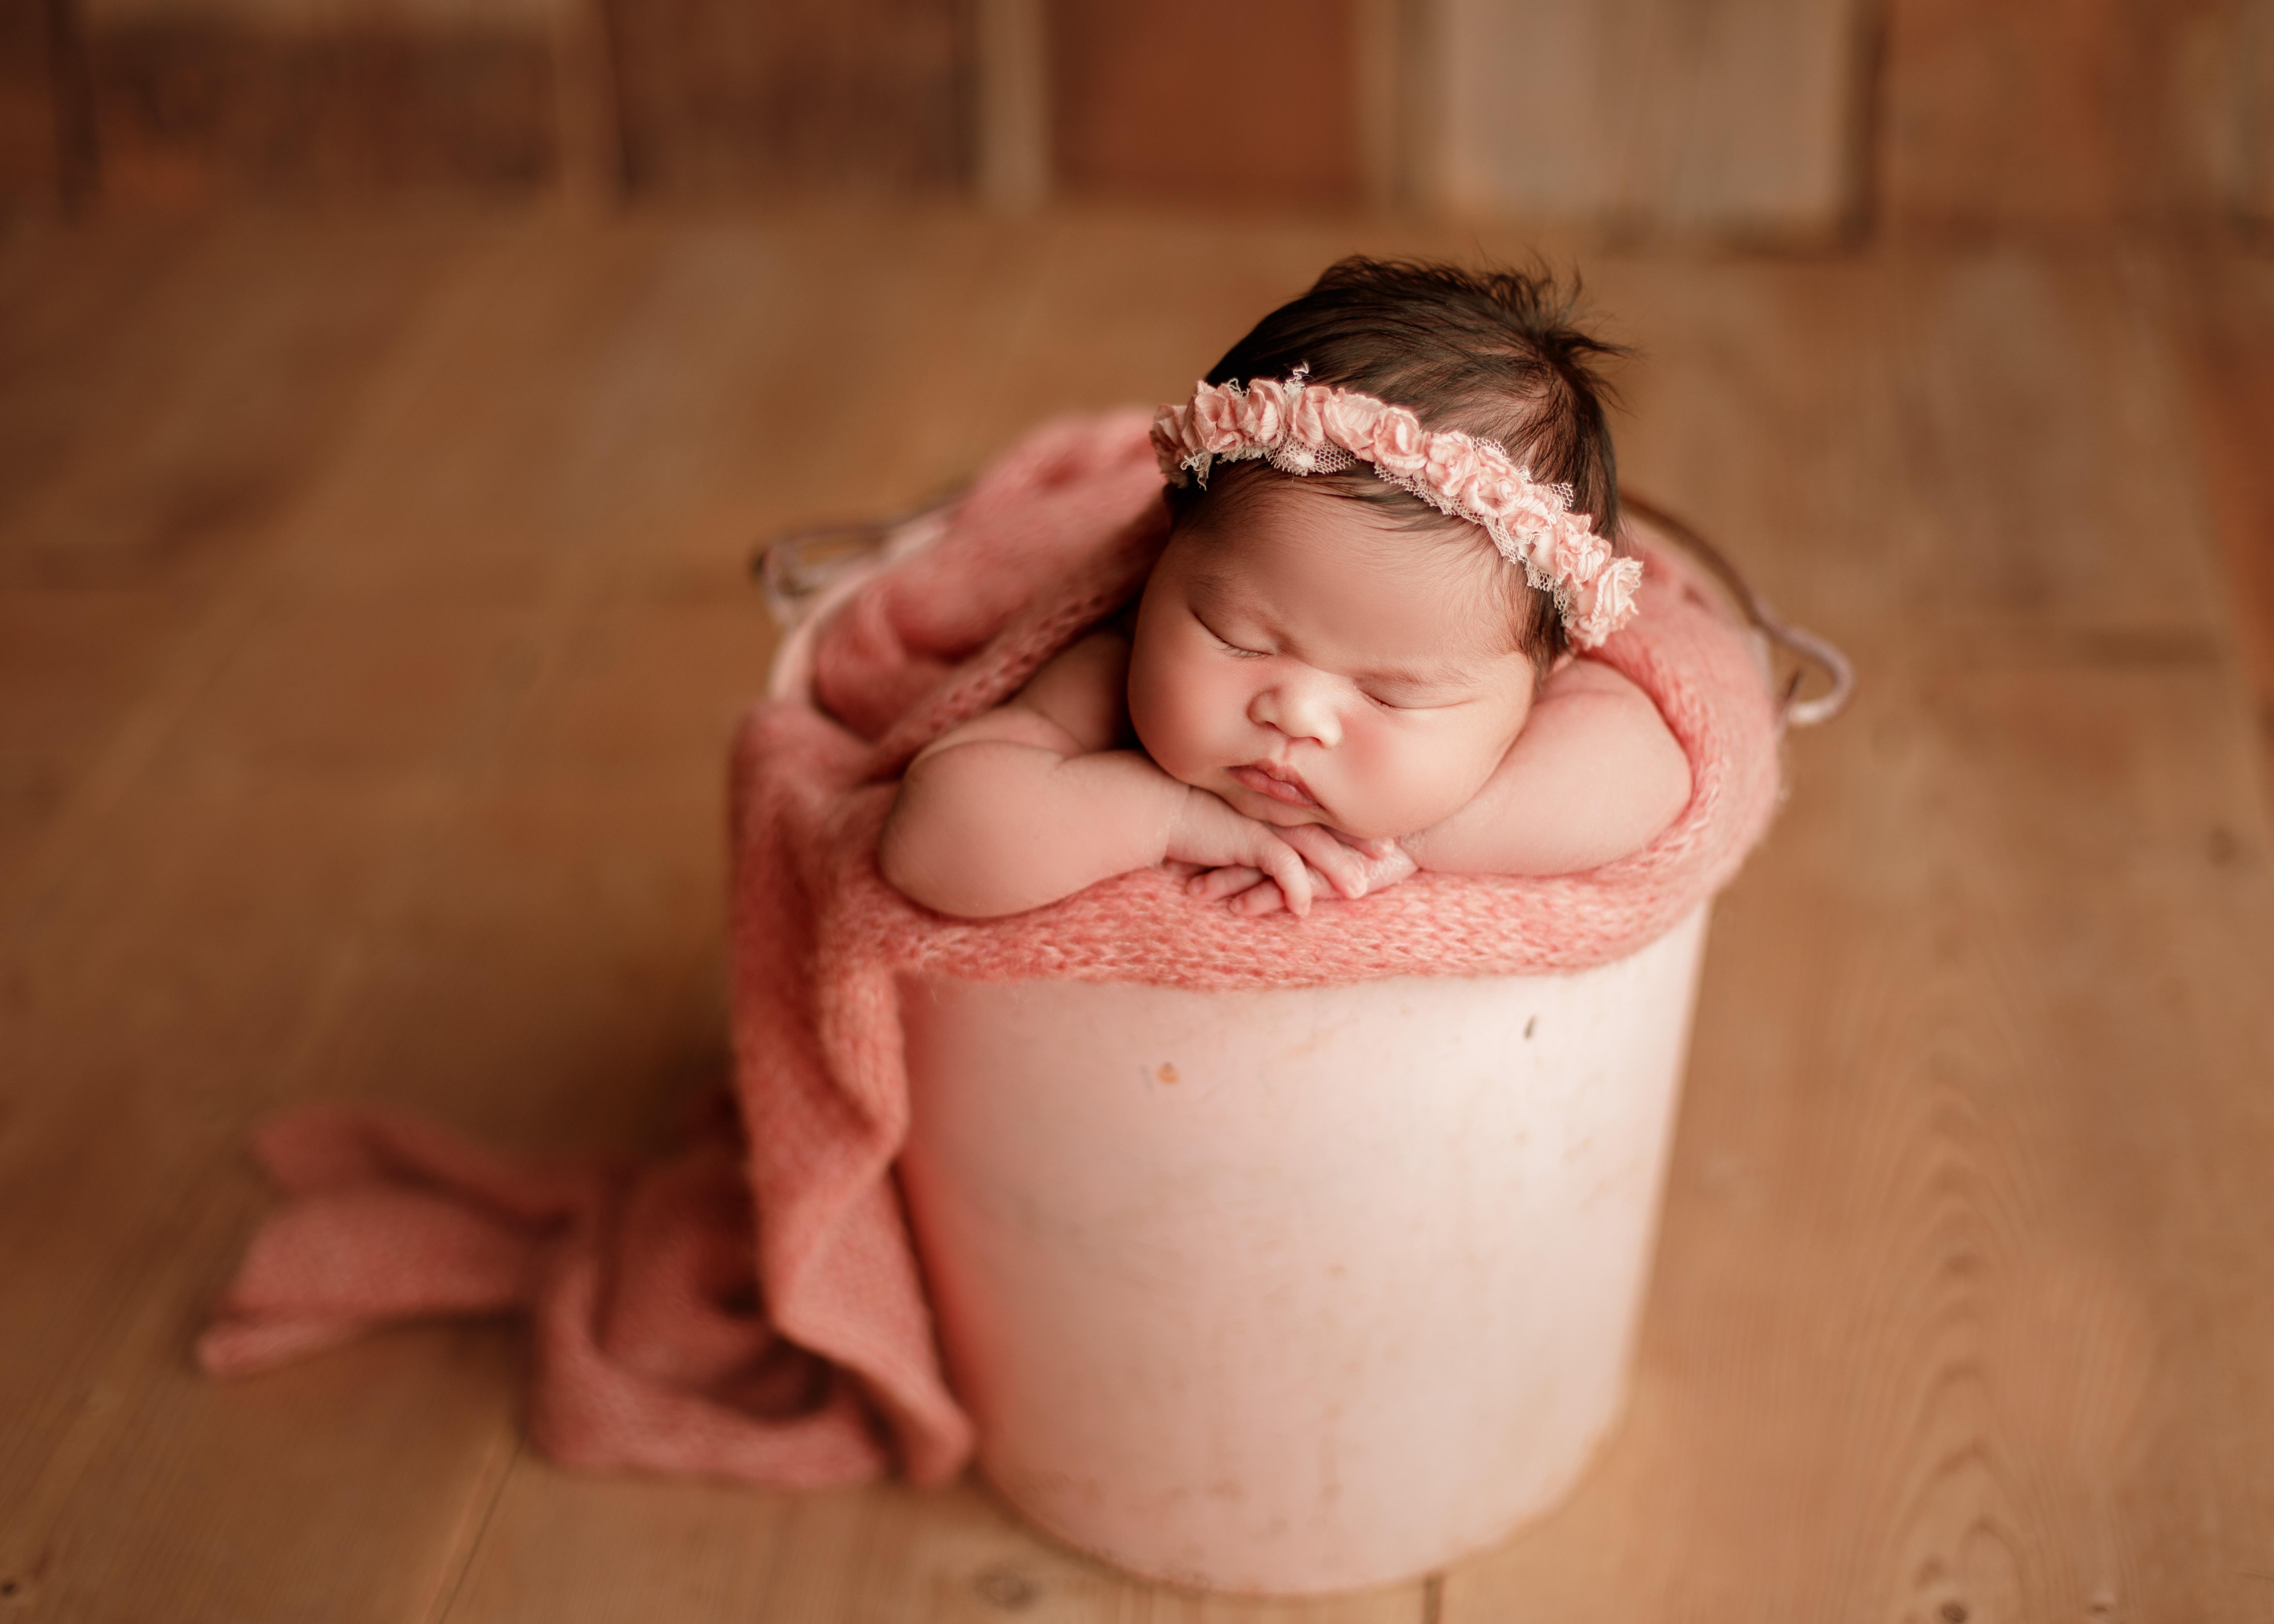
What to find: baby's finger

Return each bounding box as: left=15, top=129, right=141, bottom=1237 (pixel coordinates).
left=1281, top=825, right=1371, bottom=899
left=1364, top=843, right=1420, bottom=890
left=1243, top=862, right=1339, bottom=915
left=1188, top=865, right=1266, bottom=901
left=1257, top=845, right=1315, bottom=917
left=1234, top=881, right=1289, bottom=915
left=1162, top=859, right=1206, bottom=880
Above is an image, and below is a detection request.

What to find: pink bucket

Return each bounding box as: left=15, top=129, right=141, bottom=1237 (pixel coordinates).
left=896, top=914, right=1707, bottom=1592
left=762, top=493, right=1843, bottom=1594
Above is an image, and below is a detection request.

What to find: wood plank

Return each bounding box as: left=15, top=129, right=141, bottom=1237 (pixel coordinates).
left=1047, top=0, right=1363, bottom=209
left=601, top=0, right=971, bottom=198
left=0, top=223, right=652, bottom=1612
left=0, top=0, right=74, bottom=215
left=1429, top=0, right=1869, bottom=239
left=445, top=1467, right=1424, bottom=1622
left=84, top=20, right=560, bottom=207
left=973, top=0, right=1049, bottom=209
left=2163, top=252, right=2274, bottom=802
left=0, top=217, right=478, bottom=930
left=1878, top=0, right=2274, bottom=233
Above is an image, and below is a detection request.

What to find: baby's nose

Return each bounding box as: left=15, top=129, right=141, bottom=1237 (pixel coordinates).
left=1251, top=673, right=1341, bottom=747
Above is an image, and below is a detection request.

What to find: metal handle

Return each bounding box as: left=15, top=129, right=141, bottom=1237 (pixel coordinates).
left=752, top=492, right=963, bottom=628
left=1621, top=492, right=1854, bottom=728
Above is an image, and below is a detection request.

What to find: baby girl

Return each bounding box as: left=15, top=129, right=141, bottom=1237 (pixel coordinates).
left=880, top=259, right=1692, bottom=919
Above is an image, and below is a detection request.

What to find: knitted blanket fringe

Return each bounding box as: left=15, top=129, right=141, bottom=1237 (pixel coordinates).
left=200, top=410, right=1782, bottom=1491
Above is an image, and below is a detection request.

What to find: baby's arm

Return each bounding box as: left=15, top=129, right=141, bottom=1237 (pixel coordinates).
left=1402, top=658, right=1691, bottom=876
left=879, top=632, right=1352, bottom=917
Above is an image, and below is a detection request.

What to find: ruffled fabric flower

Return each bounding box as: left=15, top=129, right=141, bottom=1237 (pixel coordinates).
left=1570, top=556, right=1643, bottom=649
left=1320, top=391, right=1386, bottom=457
left=1370, top=407, right=1430, bottom=478
left=1151, top=404, right=1192, bottom=482
left=1421, top=431, right=1486, bottom=513
left=1238, top=378, right=1287, bottom=446
left=1286, top=383, right=1331, bottom=452
left=1509, top=477, right=1567, bottom=533
left=1190, top=382, right=1246, bottom=457
left=1463, top=467, right=1532, bottom=527
left=1548, top=521, right=1608, bottom=589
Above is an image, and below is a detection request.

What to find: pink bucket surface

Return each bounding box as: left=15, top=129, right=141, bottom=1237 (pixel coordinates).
left=896, top=903, right=1709, bottom=1594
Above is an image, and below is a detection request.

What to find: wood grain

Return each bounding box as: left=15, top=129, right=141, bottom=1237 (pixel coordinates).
left=603, top=0, right=971, bottom=198
left=4, top=210, right=2274, bottom=1621
left=38, top=0, right=2274, bottom=233
left=2164, top=252, right=2274, bottom=799
left=1879, top=0, right=2274, bottom=233
left=0, top=0, right=84, bottom=215
left=1429, top=0, right=1869, bottom=240
left=86, top=21, right=559, bottom=206
left=1047, top=0, right=1363, bottom=208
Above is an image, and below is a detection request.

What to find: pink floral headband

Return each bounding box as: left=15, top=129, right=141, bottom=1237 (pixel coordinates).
left=1151, top=369, right=1642, bottom=650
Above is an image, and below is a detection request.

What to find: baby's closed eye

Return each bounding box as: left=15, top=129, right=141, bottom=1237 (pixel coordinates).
left=1197, top=616, right=1269, bottom=658
left=1360, top=686, right=1425, bottom=710
left=1358, top=678, right=1479, bottom=711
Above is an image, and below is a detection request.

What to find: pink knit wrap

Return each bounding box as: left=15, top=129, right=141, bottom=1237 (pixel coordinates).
left=201, top=410, right=1781, bottom=1492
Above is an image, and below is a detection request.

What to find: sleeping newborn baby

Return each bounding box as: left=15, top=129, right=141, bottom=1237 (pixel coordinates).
left=880, top=258, right=1692, bottom=919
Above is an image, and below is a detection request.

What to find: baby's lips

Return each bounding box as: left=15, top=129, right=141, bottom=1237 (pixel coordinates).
left=1229, top=760, right=1321, bottom=811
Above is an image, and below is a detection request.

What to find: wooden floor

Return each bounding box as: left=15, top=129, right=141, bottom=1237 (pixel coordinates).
left=5, top=204, right=2274, bottom=1622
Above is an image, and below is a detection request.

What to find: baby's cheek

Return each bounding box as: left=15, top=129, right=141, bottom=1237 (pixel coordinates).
left=1319, top=728, right=1419, bottom=834
left=1366, top=727, right=1500, bottom=833
left=1130, top=659, right=1228, bottom=783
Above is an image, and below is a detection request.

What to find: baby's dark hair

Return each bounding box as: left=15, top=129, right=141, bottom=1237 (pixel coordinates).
left=1169, top=257, right=1629, bottom=669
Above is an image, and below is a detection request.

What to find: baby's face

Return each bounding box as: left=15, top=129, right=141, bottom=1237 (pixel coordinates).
left=1128, top=482, right=1539, bottom=841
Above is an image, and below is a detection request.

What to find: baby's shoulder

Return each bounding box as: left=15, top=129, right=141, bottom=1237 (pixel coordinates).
left=1536, top=654, right=1651, bottom=705
left=1524, top=654, right=1690, bottom=838
left=1521, top=657, right=1676, bottom=754
left=1011, top=627, right=1133, bottom=753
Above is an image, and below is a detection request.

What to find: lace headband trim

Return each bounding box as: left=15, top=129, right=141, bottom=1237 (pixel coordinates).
left=1151, top=370, right=1642, bottom=650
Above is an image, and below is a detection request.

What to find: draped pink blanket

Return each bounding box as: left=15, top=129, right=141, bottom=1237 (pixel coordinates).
left=202, top=410, right=1782, bottom=1491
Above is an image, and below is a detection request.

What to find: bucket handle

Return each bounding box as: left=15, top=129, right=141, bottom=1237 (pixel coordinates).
left=1621, top=493, right=1853, bottom=728
left=752, top=492, right=962, bottom=629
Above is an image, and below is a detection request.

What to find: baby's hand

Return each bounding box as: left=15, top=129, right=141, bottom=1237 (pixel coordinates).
left=1164, top=789, right=1324, bottom=917
left=1181, top=825, right=1418, bottom=916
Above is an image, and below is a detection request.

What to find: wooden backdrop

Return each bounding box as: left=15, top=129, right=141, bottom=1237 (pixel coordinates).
left=5, top=0, right=2273, bottom=236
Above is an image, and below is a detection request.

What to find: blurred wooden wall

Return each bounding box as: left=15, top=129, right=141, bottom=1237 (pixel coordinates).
left=2, top=0, right=2271, bottom=235
left=1882, top=0, right=2274, bottom=231
left=1041, top=0, right=1368, bottom=210
left=1427, top=0, right=1868, bottom=240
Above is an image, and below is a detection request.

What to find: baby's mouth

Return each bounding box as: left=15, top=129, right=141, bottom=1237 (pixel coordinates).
left=1229, top=761, right=1320, bottom=810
